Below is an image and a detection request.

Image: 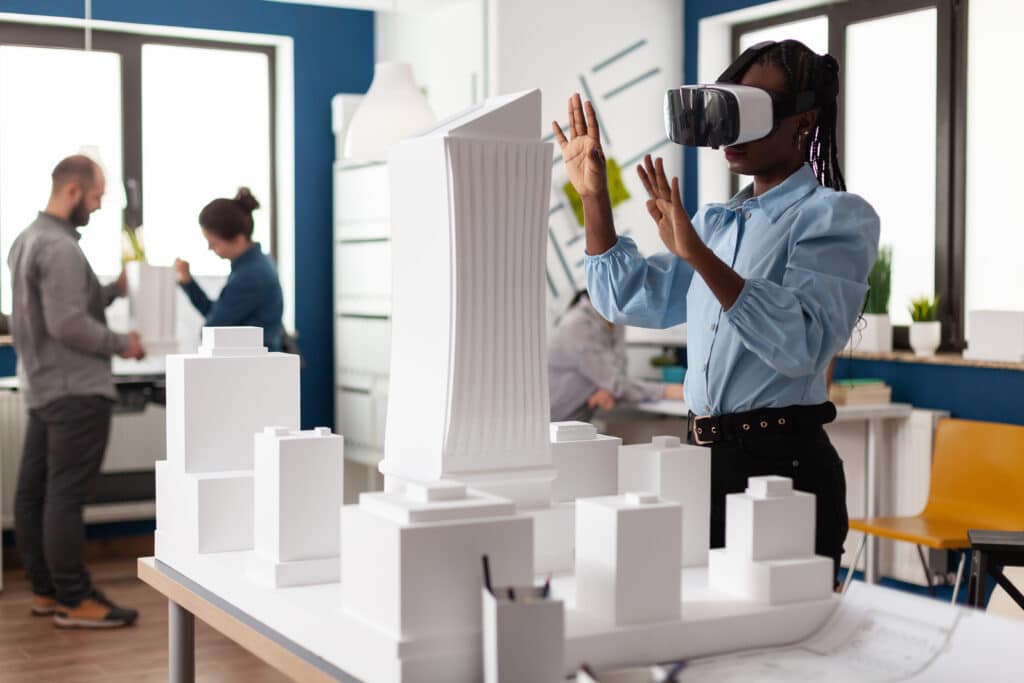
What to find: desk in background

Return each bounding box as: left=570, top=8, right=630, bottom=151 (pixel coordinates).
left=0, top=366, right=167, bottom=532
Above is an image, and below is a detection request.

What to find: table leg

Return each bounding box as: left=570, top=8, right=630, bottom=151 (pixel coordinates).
left=865, top=418, right=882, bottom=584
left=169, top=600, right=195, bottom=683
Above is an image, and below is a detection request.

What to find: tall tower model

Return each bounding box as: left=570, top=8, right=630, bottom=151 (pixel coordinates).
left=379, top=89, right=555, bottom=506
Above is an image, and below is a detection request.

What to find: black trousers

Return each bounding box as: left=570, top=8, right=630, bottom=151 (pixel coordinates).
left=708, top=427, right=849, bottom=580
left=14, top=395, right=113, bottom=605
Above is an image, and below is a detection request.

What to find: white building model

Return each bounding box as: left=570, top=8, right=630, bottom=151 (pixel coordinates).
left=126, top=261, right=179, bottom=356
left=153, top=91, right=838, bottom=683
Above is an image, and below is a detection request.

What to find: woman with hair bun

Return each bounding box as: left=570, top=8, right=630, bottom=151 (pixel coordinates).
left=173, top=187, right=284, bottom=350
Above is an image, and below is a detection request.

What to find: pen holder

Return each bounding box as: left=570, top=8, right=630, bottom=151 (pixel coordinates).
left=482, top=585, right=565, bottom=683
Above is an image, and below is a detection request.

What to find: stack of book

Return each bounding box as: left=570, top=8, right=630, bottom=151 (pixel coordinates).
left=829, top=378, right=892, bottom=406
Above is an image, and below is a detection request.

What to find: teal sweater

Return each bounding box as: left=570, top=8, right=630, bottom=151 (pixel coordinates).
left=181, top=243, right=284, bottom=351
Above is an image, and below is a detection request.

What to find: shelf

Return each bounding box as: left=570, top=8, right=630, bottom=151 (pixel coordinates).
left=844, top=350, right=1024, bottom=372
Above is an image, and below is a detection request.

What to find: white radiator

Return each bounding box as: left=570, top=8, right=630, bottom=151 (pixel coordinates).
left=0, top=388, right=165, bottom=530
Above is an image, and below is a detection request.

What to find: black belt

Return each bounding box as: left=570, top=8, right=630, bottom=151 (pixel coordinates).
left=687, top=402, right=837, bottom=446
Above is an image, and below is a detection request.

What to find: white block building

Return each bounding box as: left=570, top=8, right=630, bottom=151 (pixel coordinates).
left=155, top=326, right=301, bottom=564
left=249, top=427, right=345, bottom=587
left=709, top=476, right=833, bottom=605
left=619, top=435, right=711, bottom=567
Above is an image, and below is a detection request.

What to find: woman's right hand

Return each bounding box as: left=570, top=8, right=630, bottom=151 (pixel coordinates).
left=173, top=258, right=192, bottom=284
left=552, top=93, right=607, bottom=199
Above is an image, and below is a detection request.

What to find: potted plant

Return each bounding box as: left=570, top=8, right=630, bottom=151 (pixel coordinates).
left=908, top=295, right=941, bottom=356
left=850, top=245, right=892, bottom=352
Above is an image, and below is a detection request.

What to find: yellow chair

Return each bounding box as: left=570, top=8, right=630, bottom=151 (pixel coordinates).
left=843, top=418, right=1024, bottom=602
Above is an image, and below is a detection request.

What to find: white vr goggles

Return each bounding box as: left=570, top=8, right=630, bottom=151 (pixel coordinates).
left=664, top=41, right=836, bottom=149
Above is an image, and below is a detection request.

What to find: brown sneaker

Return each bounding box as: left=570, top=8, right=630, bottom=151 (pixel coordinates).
left=31, top=594, right=58, bottom=616
left=54, top=589, right=138, bottom=629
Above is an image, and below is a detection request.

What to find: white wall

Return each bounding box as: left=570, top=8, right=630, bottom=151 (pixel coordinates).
left=489, top=0, right=683, bottom=312
left=374, top=1, right=485, bottom=120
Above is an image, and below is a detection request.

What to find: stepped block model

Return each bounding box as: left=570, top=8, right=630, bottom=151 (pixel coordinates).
left=619, top=435, right=711, bottom=567
left=249, top=427, right=345, bottom=587
left=710, top=476, right=832, bottom=605
left=341, top=481, right=532, bottom=666
left=156, top=326, right=300, bottom=569
left=525, top=502, right=576, bottom=574
left=575, top=493, right=682, bottom=626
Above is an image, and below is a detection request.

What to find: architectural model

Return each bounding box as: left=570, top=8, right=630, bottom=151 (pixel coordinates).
left=709, top=476, right=833, bottom=605
left=126, top=260, right=179, bottom=356
left=619, top=436, right=711, bottom=567
left=156, top=326, right=300, bottom=559
left=153, top=91, right=850, bottom=683
left=248, top=427, right=345, bottom=587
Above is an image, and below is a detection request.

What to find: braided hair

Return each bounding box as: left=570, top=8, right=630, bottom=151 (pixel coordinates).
left=755, top=40, right=845, bottom=192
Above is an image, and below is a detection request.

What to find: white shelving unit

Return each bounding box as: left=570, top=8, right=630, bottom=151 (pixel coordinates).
left=333, top=161, right=392, bottom=474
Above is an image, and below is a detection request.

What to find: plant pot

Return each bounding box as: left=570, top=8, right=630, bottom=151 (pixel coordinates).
left=909, top=321, right=941, bottom=357
left=660, top=365, right=685, bottom=384
left=846, top=313, right=892, bottom=353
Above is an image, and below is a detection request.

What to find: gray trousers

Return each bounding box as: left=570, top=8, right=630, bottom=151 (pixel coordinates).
left=14, top=395, right=113, bottom=605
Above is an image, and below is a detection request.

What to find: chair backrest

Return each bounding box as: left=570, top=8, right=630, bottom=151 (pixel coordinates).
left=923, top=418, right=1024, bottom=529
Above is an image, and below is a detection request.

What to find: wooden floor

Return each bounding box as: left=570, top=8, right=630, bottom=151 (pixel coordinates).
left=1, top=556, right=291, bottom=683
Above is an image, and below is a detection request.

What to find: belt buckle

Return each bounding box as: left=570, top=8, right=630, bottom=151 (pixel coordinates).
left=692, top=414, right=714, bottom=445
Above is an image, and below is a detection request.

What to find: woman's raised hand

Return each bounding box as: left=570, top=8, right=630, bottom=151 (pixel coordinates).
left=552, top=94, right=607, bottom=199
left=637, top=155, right=702, bottom=261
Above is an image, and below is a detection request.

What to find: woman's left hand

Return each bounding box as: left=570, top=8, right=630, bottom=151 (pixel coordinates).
left=637, top=155, right=703, bottom=262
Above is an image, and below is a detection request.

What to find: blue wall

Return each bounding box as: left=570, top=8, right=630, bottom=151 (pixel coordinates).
left=0, top=0, right=375, bottom=429
left=683, top=0, right=1024, bottom=426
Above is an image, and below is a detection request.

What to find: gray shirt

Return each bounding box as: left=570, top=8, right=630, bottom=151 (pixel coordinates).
left=548, top=298, right=663, bottom=422
left=7, top=212, right=126, bottom=408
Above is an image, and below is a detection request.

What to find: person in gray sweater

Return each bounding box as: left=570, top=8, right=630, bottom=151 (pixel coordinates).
left=548, top=290, right=683, bottom=422
left=7, top=155, right=145, bottom=629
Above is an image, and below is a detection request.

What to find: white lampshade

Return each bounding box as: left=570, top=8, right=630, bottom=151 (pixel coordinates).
left=342, top=62, right=436, bottom=163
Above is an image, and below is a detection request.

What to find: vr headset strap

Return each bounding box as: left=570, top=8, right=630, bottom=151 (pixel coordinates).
left=717, top=40, right=823, bottom=120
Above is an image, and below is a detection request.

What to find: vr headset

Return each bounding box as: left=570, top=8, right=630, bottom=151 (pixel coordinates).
left=664, top=41, right=835, bottom=149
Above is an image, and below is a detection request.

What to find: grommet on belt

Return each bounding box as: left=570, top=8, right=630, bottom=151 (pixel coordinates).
left=711, top=426, right=718, bottom=434
left=760, top=421, right=768, bottom=429
left=792, top=459, right=800, bottom=468
left=742, top=423, right=750, bottom=431
left=778, top=418, right=786, bottom=425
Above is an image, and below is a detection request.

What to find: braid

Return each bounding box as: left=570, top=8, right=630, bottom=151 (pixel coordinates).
left=756, top=40, right=846, bottom=192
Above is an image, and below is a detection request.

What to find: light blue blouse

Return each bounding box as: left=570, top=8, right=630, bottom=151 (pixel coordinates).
left=585, top=164, right=880, bottom=415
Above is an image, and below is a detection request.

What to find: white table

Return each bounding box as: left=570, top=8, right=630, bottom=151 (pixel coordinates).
left=634, top=400, right=914, bottom=583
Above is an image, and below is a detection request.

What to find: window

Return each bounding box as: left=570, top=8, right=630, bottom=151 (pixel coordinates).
left=142, top=45, right=273, bottom=275
left=964, top=0, right=1024, bottom=323
left=844, top=8, right=938, bottom=325
left=0, top=46, right=124, bottom=311
left=738, top=16, right=828, bottom=54
left=0, top=22, right=276, bottom=312
left=731, top=0, right=972, bottom=348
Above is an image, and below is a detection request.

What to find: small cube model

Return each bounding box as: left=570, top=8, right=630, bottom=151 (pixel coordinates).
left=550, top=421, right=622, bottom=502
left=575, top=492, right=683, bottom=626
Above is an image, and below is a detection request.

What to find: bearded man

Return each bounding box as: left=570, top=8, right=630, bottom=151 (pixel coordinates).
left=7, top=154, right=145, bottom=628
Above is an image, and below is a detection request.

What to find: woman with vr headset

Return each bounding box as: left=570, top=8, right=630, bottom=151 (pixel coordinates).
left=552, top=39, right=879, bottom=580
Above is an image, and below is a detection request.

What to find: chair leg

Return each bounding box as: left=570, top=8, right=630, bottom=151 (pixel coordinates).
left=992, top=567, right=1024, bottom=612
left=842, top=534, right=868, bottom=594
left=916, top=545, right=936, bottom=597
left=951, top=552, right=966, bottom=605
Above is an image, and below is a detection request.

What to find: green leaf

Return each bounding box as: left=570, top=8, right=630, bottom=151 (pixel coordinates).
left=863, top=245, right=892, bottom=315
